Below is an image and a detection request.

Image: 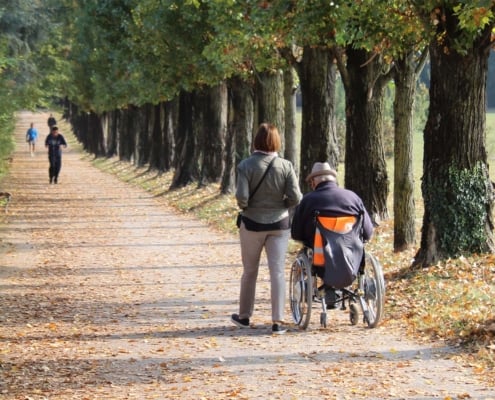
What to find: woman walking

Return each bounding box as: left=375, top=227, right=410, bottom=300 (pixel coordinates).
left=231, top=123, right=302, bottom=334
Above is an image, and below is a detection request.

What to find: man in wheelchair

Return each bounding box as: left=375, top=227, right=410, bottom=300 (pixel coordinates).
left=291, top=162, right=374, bottom=308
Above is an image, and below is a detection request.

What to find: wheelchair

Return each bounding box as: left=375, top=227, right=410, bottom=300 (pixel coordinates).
left=289, top=247, right=385, bottom=329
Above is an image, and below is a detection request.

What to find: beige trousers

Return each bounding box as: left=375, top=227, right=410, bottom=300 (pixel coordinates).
left=237, top=223, right=290, bottom=323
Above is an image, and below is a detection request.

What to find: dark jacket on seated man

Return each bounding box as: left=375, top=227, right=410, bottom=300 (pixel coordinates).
left=291, top=162, right=374, bottom=249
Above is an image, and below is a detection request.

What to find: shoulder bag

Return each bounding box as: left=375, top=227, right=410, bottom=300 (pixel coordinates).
left=236, top=157, right=276, bottom=228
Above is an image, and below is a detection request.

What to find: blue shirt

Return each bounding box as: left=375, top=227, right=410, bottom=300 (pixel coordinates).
left=26, top=128, right=38, bottom=141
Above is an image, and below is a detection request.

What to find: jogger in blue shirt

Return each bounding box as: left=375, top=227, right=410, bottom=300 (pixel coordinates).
left=26, top=123, right=38, bottom=156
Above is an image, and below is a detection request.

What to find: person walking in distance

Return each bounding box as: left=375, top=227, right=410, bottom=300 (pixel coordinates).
left=25, top=122, right=38, bottom=156
left=47, top=113, right=57, bottom=129
left=231, top=123, right=302, bottom=335
left=45, top=126, right=67, bottom=184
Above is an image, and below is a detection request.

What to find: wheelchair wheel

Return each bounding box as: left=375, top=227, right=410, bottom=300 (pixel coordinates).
left=289, top=252, right=313, bottom=329
left=361, top=252, right=385, bottom=328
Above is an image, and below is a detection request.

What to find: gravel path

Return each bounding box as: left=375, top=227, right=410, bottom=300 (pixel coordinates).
left=0, top=111, right=494, bottom=400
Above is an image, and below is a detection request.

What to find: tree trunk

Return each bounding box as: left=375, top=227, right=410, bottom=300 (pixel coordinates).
left=106, top=110, right=119, bottom=158
left=100, top=112, right=109, bottom=155
left=117, top=109, right=127, bottom=162
left=149, top=103, right=164, bottom=171
left=135, top=104, right=152, bottom=167
left=62, top=97, right=71, bottom=122
left=393, top=53, right=418, bottom=251
left=256, top=70, right=285, bottom=151
left=87, top=111, right=106, bottom=157
left=297, top=46, right=338, bottom=192
left=232, top=76, right=254, bottom=164
left=68, top=107, right=84, bottom=148
left=200, top=83, right=227, bottom=186
left=341, top=47, right=389, bottom=221
left=222, top=90, right=236, bottom=196
left=171, top=90, right=199, bottom=188
left=284, top=66, right=298, bottom=173
left=222, top=76, right=254, bottom=194
left=63, top=99, right=77, bottom=133
left=164, top=99, right=177, bottom=171
left=414, top=21, right=495, bottom=267
left=119, top=106, right=136, bottom=163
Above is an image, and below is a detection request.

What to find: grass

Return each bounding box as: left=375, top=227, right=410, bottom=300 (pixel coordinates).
left=0, top=115, right=15, bottom=182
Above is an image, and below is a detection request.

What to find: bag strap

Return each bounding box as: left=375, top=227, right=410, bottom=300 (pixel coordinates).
left=249, top=156, right=276, bottom=200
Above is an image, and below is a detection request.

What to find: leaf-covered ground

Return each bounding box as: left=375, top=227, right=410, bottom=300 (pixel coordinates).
left=0, top=111, right=494, bottom=399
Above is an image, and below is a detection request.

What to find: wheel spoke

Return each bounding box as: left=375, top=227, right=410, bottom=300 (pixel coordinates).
left=289, top=252, right=312, bottom=329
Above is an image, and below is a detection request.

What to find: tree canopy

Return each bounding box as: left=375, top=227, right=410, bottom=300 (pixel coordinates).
left=3, top=0, right=495, bottom=265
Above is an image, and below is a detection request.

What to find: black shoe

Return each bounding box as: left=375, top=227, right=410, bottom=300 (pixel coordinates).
left=49, top=177, right=53, bottom=184
left=272, top=323, right=287, bottom=335
left=231, top=313, right=250, bottom=328
left=54, top=177, right=58, bottom=184
left=325, top=288, right=341, bottom=309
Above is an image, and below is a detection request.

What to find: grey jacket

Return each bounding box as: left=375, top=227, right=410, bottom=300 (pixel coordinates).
left=236, top=152, right=302, bottom=224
